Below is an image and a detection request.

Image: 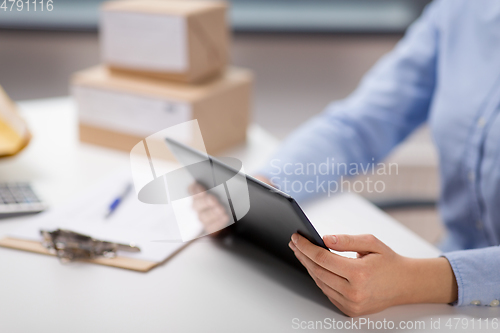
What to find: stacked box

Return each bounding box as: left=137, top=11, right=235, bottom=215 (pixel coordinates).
left=73, top=66, right=252, bottom=154
left=100, top=0, right=229, bottom=83
left=72, top=0, right=252, bottom=156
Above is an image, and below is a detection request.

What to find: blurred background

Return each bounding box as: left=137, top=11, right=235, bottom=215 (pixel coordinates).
left=0, top=0, right=443, bottom=244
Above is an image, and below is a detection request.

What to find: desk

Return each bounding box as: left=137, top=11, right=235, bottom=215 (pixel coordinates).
left=0, top=98, right=497, bottom=333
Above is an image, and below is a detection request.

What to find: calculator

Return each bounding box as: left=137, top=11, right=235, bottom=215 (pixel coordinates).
left=0, top=182, right=46, bottom=219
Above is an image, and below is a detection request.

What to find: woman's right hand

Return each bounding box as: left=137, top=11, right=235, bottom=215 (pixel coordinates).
left=189, top=176, right=272, bottom=237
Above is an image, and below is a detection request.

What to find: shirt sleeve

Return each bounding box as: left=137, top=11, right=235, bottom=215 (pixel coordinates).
left=257, top=0, right=442, bottom=203
left=443, top=247, right=500, bottom=307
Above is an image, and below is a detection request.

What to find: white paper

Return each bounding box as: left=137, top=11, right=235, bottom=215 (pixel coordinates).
left=8, top=169, right=203, bottom=263
left=74, top=86, right=192, bottom=140
left=101, top=11, right=188, bottom=72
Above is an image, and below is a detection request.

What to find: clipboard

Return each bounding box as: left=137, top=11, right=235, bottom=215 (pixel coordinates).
left=0, top=169, right=202, bottom=272
left=0, top=237, right=158, bottom=272
left=0, top=236, right=191, bottom=272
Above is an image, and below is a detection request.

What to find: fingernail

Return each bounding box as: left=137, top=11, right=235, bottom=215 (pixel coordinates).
left=328, top=235, right=338, bottom=244
left=291, top=233, right=298, bottom=244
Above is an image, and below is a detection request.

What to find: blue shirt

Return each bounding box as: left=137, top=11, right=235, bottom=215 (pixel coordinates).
left=258, top=0, right=500, bottom=307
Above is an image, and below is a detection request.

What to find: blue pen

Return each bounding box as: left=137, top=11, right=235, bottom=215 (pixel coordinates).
left=105, top=183, right=133, bottom=218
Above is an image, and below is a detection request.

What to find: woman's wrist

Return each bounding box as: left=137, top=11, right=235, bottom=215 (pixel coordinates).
left=399, top=257, right=458, bottom=305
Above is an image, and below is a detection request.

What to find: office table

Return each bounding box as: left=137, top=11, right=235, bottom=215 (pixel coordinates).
left=0, top=97, right=497, bottom=333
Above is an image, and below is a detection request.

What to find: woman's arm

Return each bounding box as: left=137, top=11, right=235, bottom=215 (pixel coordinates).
left=289, top=233, right=458, bottom=317
left=258, top=0, right=443, bottom=203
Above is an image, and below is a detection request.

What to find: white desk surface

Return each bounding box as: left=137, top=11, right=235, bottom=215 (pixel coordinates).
left=0, top=97, right=496, bottom=333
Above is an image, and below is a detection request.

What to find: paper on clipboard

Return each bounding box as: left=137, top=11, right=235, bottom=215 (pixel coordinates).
left=4, top=168, right=203, bottom=265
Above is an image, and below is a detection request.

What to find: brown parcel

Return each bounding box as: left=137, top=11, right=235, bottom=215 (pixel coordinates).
left=72, top=66, right=252, bottom=156
left=101, top=0, right=229, bottom=83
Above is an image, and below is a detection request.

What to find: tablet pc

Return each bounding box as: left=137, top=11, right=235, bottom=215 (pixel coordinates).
left=165, top=138, right=328, bottom=270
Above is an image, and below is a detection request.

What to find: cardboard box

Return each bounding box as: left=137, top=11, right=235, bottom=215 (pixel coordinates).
left=72, top=66, right=252, bottom=155
left=100, top=0, right=229, bottom=83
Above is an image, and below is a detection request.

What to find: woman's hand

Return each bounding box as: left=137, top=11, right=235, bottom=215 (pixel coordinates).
left=289, top=233, right=458, bottom=317
left=189, top=176, right=272, bottom=236
left=189, top=183, right=231, bottom=236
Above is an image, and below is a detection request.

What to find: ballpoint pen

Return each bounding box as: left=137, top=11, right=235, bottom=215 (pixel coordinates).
left=105, top=182, right=133, bottom=218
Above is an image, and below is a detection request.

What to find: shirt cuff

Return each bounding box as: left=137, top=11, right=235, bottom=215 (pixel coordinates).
left=442, top=246, right=500, bottom=307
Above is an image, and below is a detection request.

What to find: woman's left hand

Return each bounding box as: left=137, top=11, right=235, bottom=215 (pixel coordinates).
left=289, top=233, right=457, bottom=317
